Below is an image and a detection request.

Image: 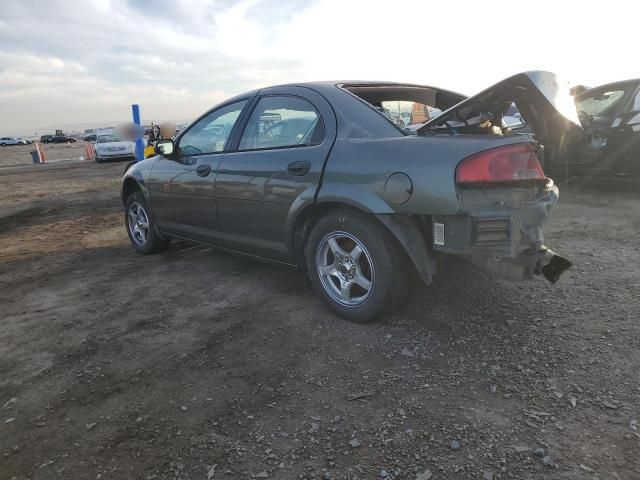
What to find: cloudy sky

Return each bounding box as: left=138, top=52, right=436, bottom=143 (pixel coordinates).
left=0, top=0, right=638, bottom=135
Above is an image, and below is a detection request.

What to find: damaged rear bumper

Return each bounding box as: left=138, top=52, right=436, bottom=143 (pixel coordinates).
left=470, top=248, right=572, bottom=283
left=432, top=180, right=572, bottom=283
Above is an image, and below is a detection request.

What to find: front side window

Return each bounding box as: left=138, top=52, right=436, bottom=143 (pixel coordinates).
left=179, top=100, right=247, bottom=156
left=238, top=96, right=321, bottom=151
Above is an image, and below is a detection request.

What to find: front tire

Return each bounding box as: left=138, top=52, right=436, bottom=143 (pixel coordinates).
left=305, top=209, right=409, bottom=322
left=125, top=192, right=170, bottom=254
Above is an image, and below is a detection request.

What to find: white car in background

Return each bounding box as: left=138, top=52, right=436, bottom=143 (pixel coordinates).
left=502, top=103, right=527, bottom=130
left=95, top=132, right=136, bottom=163
left=0, top=137, right=27, bottom=146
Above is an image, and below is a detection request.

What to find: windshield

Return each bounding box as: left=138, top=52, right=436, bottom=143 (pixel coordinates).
left=576, top=88, right=628, bottom=119
left=97, top=134, right=121, bottom=143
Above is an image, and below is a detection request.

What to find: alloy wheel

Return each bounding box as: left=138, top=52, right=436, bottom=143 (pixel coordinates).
left=316, top=231, right=375, bottom=307
left=127, top=202, right=150, bottom=246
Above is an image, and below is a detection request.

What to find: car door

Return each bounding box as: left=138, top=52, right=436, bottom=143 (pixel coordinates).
left=148, top=99, right=250, bottom=244
left=604, top=84, right=640, bottom=175
left=574, top=84, right=635, bottom=171
left=215, top=87, right=337, bottom=262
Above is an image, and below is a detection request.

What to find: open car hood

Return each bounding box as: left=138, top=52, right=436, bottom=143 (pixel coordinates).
left=418, top=71, right=584, bottom=164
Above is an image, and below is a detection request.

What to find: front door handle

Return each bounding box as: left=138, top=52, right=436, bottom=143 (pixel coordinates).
left=196, top=164, right=211, bottom=177
left=287, top=161, right=311, bottom=176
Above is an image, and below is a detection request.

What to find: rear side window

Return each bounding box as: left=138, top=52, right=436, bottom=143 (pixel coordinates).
left=238, top=96, right=322, bottom=151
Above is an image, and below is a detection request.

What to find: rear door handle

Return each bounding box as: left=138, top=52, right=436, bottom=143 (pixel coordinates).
left=196, top=164, right=211, bottom=177
left=287, top=161, right=311, bottom=176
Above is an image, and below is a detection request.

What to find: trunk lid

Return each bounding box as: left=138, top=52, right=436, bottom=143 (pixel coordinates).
left=418, top=71, right=584, bottom=166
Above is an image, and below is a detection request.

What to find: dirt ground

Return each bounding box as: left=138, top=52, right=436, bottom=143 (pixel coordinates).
left=0, top=158, right=639, bottom=480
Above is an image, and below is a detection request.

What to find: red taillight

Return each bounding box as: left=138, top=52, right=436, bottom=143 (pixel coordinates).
left=456, top=143, right=545, bottom=184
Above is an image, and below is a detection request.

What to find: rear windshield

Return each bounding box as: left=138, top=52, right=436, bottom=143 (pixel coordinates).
left=342, top=84, right=465, bottom=129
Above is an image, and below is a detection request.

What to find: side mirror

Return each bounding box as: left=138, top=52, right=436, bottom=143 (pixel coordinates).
left=155, top=139, right=175, bottom=157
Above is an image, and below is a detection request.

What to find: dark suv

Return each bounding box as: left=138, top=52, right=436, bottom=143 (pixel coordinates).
left=40, top=135, right=53, bottom=143
left=50, top=136, right=77, bottom=144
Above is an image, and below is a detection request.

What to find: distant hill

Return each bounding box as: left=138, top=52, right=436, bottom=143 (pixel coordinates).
left=10, top=119, right=192, bottom=137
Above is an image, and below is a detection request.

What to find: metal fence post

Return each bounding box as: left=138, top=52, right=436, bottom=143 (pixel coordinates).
left=131, top=104, right=144, bottom=161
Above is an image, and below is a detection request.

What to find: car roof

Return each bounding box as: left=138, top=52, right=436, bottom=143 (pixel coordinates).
left=263, top=80, right=461, bottom=94
left=228, top=80, right=462, bottom=99
left=271, top=80, right=442, bottom=87
left=186, top=80, right=467, bottom=141
left=576, top=78, right=640, bottom=99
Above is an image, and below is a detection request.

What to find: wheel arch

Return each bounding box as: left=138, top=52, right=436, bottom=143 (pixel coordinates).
left=122, top=176, right=143, bottom=204
left=290, top=201, right=352, bottom=267
left=290, top=198, right=435, bottom=286
left=121, top=162, right=152, bottom=204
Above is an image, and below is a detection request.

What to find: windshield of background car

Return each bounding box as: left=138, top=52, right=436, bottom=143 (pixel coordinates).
left=97, top=134, right=121, bottom=143
left=576, top=88, right=628, bottom=119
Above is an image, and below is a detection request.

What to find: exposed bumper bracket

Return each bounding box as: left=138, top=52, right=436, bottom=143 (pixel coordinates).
left=537, top=249, right=572, bottom=283
left=472, top=247, right=572, bottom=283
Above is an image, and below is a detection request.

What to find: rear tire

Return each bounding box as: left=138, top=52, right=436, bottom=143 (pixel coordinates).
left=125, top=192, right=170, bottom=254
left=305, top=208, right=409, bottom=322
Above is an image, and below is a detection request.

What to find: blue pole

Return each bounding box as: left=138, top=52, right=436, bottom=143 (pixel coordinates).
left=131, top=104, right=144, bottom=161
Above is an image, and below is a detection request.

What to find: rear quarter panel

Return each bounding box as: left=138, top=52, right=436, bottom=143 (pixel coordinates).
left=319, top=134, right=534, bottom=215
